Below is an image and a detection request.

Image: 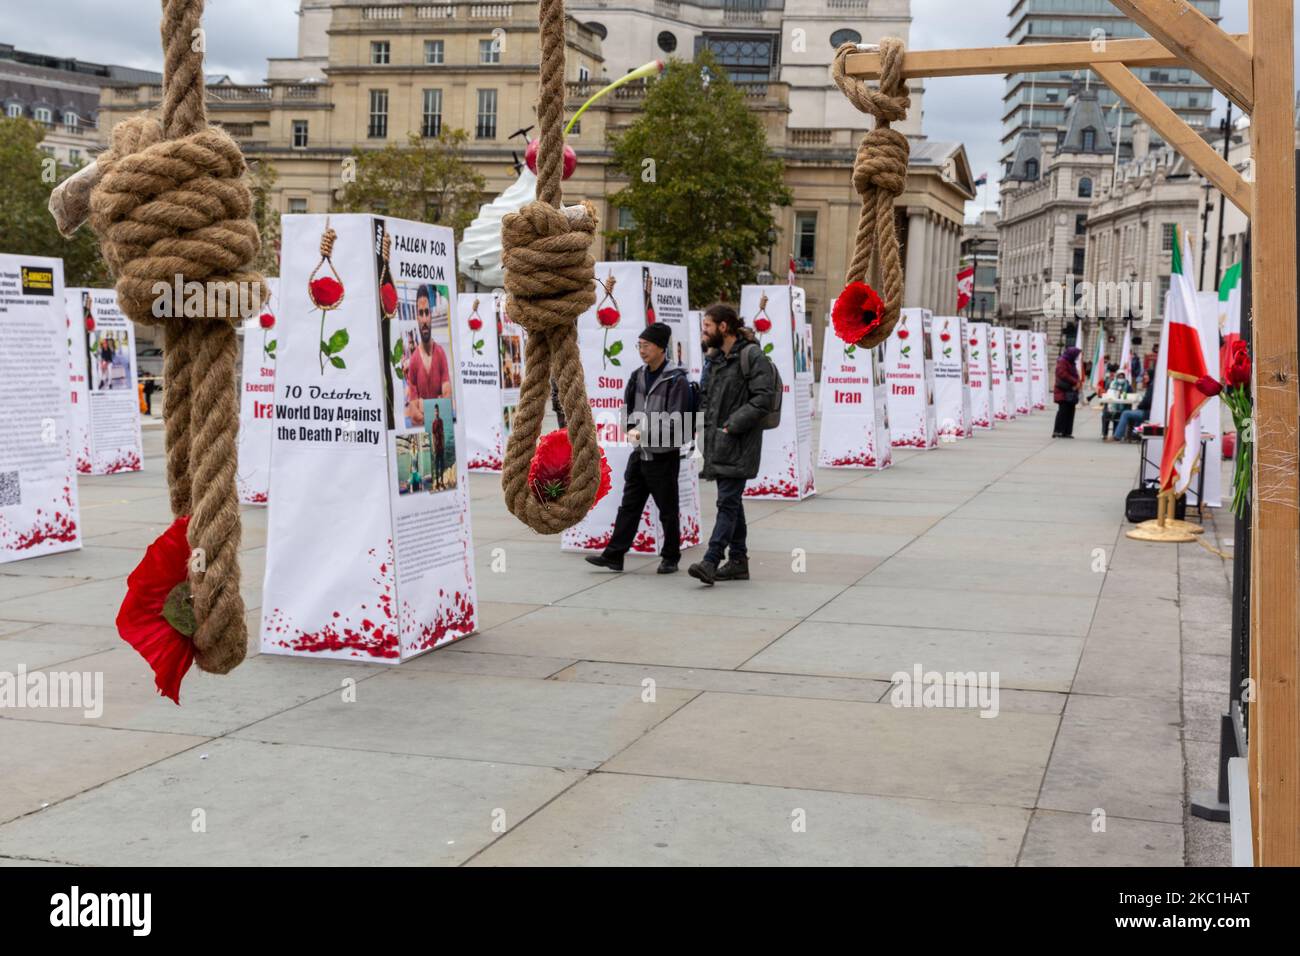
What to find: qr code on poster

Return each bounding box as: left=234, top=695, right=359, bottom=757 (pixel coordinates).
left=0, top=470, right=19, bottom=507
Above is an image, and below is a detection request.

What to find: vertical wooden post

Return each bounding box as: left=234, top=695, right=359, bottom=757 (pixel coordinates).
left=1247, top=0, right=1300, bottom=866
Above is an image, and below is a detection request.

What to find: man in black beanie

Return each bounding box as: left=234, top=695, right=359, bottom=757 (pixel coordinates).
left=586, top=322, right=692, bottom=574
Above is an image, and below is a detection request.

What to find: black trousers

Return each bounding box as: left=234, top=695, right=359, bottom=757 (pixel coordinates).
left=606, top=453, right=680, bottom=561
left=1053, top=401, right=1077, bottom=436
left=705, top=476, right=748, bottom=565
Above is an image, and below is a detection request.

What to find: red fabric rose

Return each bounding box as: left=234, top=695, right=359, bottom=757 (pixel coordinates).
left=310, top=276, right=344, bottom=308
left=258, top=312, right=275, bottom=330
left=597, top=307, right=621, bottom=328
left=831, top=281, right=884, bottom=345
left=1226, top=341, right=1251, bottom=387
left=379, top=281, right=398, bottom=316
left=1195, top=375, right=1224, bottom=397
left=115, top=516, right=196, bottom=704
left=754, top=316, right=772, bottom=333
left=468, top=317, right=483, bottom=331
left=528, top=429, right=611, bottom=509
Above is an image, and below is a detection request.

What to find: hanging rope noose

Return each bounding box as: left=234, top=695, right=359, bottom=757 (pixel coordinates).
left=831, top=39, right=911, bottom=348
left=499, top=0, right=600, bottom=533
left=55, top=0, right=264, bottom=675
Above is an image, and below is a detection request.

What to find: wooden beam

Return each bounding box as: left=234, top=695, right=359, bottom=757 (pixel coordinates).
left=841, top=35, right=1249, bottom=81
left=1247, top=0, right=1300, bottom=868
left=1112, top=0, right=1254, bottom=112
left=1091, top=62, right=1252, bottom=215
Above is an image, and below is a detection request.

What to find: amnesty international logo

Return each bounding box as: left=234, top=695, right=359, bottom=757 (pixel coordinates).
left=20, top=266, right=55, bottom=296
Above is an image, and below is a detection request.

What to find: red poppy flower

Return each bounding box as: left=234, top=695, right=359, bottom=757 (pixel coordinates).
left=1225, top=341, right=1251, bottom=387
left=597, top=307, right=621, bottom=328
left=754, top=316, right=772, bottom=333
left=1195, top=375, right=1224, bottom=397
left=310, top=276, right=344, bottom=308
left=115, top=516, right=196, bottom=704
left=84, top=316, right=95, bottom=332
left=258, top=312, right=275, bottom=330
left=831, top=281, right=884, bottom=345
left=528, top=429, right=611, bottom=509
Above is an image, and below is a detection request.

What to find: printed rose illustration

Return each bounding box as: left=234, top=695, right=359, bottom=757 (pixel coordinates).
left=897, top=316, right=911, bottom=358
left=467, top=297, right=485, bottom=356
left=940, top=319, right=953, bottom=358
left=308, top=218, right=349, bottom=373
left=258, top=308, right=276, bottom=361
left=753, top=292, right=774, bottom=354
left=595, top=273, right=623, bottom=368
left=969, top=335, right=980, bottom=361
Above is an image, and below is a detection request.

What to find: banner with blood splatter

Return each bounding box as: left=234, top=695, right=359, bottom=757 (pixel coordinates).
left=735, top=284, right=814, bottom=498
left=454, top=292, right=504, bottom=472
left=262, top=214, right=477, bottom=663
left=930, top=315, right=967, bottom=442
left=817, top=326, right=891, bottom=469
left=884, top=308, right=938, bottom=449
left=1010, top=329, right=1033, bottom=416
left=0, top=254, right=81, bottom=563
left=65, top=288, right=143, bottom=475
left=1030, top=332, right=1048, bottom=410
left=563, top=261, right=700, bottom=553
left=237, top=277, right=278, bottom=504
left=966, top=321, right=993, bottom=429
left=958, top=317, right=974, bottom=436
left=989, top=326, right=1015, bottom=422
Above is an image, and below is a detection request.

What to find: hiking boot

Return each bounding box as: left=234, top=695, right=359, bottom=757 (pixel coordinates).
left=585, top=554, right=624, bottom=572
left=715, top=558, right=750, bottom=581
left=657, top=559, right=679, bottom=574
left=687, top=560, right=718, bottom=586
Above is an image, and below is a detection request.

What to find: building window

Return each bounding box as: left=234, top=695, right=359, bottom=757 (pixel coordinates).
left=1078, top=176, right=1093, bottom=198
left=1075, top=214, right=1087, bottom=236
left=695, top=34, right=776, bottom=84
left=1081, top=126, right=1096, bottom=151
left=578, top=64, right=590, bottom=83
left=34, top=106, right=52, bottom=124
left=479, top=38, right=501, bottom=65
left=476, top=89, right=497, bottom=139
left=424, top=39, right=444, bottom=65
left=1158, top=275, right=1171, bottom=317
left=5, top=103, right=20, bottom=118
left=288, top=197, right=308, bottom=214
left=68, top=148, right=80, bottom=163
left=1025, top=159, right=1039, bottom=180
left=421, top=89, right=442, bottom=138
left=1072, top=247, right=1085, bottom=276
left=658, top=31, right=677, bottom=54
left=64, top=112, right=79, bottom=132
left=371, top=41, right=391, bottom=65
left=794, top=212, right=817, bottom=271
left=830, top=28, right=863, bottom=48
left=292, top=119, right=309, bottom=148
left=368, top=89, right=389, bottom=138
left=1161, top=223, right=1176, bottom=251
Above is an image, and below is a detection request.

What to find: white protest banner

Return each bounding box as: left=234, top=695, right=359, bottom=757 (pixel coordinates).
left=562, top=261, right=701, bottom=552
left=262, top=214, right=476, bottom=662
left=967, top=321, right=993, bottom=429
left=454, top=292, right=504, bottom=472
left=930, top=315, right=966, bottom=441
left=989, top=326, right=1015, bottom=421
left=66, top=289, right=143, bottom=475
left=818, top=326, right=891, bottom=468
left=1010, top=329, right=1033, bottom=415
left=737, top=284, right=815, bottom=497
left=498, top=304, right=525, bottom=448
left=884, top=308, right=938, bottom=449
left=237, top=277, right=278, bottom=504
left=684, top=310, right=704, bottom=383
left=1, top=255, right=81, bottom=562
left=958, top=317, right=974, bottom=436
left=791, top=288, right=816, bottom=488
left=1030, top=331, right=1049, bottom=410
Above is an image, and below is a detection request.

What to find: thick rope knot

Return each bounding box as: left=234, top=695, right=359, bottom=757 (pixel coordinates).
left=88, top=115, right=265, bottom=328
left=501, top=200, right=598, bottom=334
left=830, top=37, right=912, bottom=348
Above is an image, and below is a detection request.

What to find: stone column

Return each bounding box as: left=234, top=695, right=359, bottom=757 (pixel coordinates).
left=904, top=210, right=927, bottom=307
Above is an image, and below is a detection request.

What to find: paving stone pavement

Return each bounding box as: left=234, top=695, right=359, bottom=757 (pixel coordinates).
left=0, top=406, right=1234, bottom=866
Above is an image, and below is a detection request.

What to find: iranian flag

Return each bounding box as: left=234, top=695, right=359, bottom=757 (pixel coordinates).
left=1074, top=320, right=1085, bottom=382
left=1218, top=261, right=1243, bottom=380
left=1160, top=227, right=1211, bottom=495
left=1118, top=321, right=1133, bottom=383
left=957, top=265, right=975, bottom=312
left=1090, top=324, right=1107, bottom=397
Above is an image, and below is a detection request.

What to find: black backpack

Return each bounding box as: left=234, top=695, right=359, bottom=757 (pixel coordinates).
left=739, top=344, right=783, bottom=430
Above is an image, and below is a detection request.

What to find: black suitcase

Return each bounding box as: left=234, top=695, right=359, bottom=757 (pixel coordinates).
left=1125, top=485, right=1188, bottom=523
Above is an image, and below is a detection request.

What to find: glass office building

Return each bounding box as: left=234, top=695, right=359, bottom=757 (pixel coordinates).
left=1002, top=0, right=1220, bottom=163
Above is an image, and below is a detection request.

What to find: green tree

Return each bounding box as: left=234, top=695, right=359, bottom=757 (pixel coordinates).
left=607, top=52, right=792, bottom=306
left=336, top=129, right=486, bottom=240
left=248, top=158, right=281, bottom=277
left=0, top=118, right=109, bottom=286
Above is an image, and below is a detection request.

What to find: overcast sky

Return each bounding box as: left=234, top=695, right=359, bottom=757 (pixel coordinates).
left=3, top=0, right=1291, bottom=221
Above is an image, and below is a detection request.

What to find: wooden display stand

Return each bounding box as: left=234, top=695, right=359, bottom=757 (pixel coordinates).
left=847, top=1, right=1297, bottom=865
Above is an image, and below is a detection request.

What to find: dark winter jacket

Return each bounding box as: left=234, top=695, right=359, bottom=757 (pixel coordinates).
left=1053, top=347, right=1082, bottom=404
left=700, top=329, right=777, bottom=480
left=624, top=360, right=692, bottom=460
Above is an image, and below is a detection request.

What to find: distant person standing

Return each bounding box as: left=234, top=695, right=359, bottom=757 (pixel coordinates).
left=1053, top=345, right=1082, bottom=439
left=431, top=403, right=446, bottom=490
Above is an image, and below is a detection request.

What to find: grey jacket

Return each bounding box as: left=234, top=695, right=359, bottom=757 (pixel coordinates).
left=624, top=360, right=692, bottom=459
left=700, top=329, right=776, bottom=480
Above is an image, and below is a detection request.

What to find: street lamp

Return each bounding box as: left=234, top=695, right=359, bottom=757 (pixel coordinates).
left=468, top=258, right=483, bottom=293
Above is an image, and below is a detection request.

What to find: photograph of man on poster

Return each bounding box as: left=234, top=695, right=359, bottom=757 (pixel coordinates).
left=402, top=283, right=452, bottom=428
left=422, top=397, right=457, bottom=491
